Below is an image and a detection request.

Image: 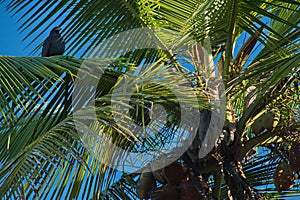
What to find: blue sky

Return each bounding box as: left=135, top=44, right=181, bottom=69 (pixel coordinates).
left=0, top=3, right=28, bottom=56
left=0, top=2, right=47, bottom=56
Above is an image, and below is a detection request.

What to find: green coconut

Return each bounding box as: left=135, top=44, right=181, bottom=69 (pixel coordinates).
left=152, top=168, right=167, bottom=184
left=136, top=171, right=157, bottom=199
left=289, top=142, right=300, bottom=173
left=274, top=161, right=295, bottom=192
left=251, top=119, right=264, bottom=135
left=261, top=112, right=275, bottom=130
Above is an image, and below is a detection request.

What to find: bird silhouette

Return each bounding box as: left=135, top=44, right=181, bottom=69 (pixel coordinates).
left=42, top=27, right=65, bottom=57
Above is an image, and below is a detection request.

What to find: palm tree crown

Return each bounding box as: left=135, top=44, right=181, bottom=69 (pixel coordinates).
left=0, top=0, right=299, bottom=199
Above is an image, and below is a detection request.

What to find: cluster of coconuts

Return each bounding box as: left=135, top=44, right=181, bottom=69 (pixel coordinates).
left=273, top=142, right=300, bottom=192
left=289, top=142, right=300, bottom=173
left=251, top=111, right=276, bottom=135
left=136, top=161, right=203, bottom=200
left=251, top=112, right=300, bottom=192
left=274, top=161, right=296, bottom=192
left=136, top=171, right=157, bottom=199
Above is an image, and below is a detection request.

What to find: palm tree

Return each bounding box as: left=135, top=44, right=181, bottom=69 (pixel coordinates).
left=0, top=0, right=299, bottom=199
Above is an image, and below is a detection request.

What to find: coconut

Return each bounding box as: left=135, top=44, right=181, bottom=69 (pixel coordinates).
left=274, top=161, right=295, bottom=192
left=261, top=112, right=275, bottom=130
left=152, top=169, right=167, bottom=184
left=136, top=171, right=157, bottom=199
left=151, top=184, right=178, bottom=200
left=289, top=142, right=300, bottom=173
left=163, top=161, right=188, bottom=184
left=251, top=119, right=263, bottom=135
left=151, top=182, right=203, bottom=200
left=179, top=181, right=203, bottom=200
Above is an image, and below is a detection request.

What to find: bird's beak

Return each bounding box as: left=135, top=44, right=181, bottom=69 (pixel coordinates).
left=54, top=27, right=61, bottom=31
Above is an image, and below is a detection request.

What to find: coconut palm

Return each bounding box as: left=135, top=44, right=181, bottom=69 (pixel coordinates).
left=0, top=0, right=299, bottom=199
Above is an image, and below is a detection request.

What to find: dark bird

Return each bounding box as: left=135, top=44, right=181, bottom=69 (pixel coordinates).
left=42, top=27, right=65, bottom=57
